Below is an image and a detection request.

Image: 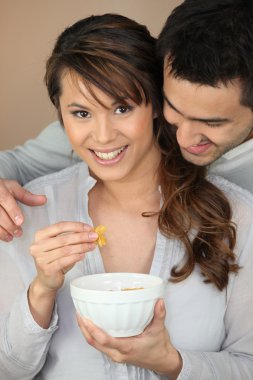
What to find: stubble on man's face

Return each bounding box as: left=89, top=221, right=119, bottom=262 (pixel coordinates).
left=163, top=72, right=253, bottom=166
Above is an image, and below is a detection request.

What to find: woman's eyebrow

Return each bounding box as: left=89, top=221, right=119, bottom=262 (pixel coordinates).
left=67, top=102, right=87, bottom=108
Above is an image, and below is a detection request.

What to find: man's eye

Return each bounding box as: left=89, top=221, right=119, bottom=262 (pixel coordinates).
left=72, top=110, right=90, bottom=118
left=206, top=122, right=222, bottom=127
left=115, top=105, right=132, bottom=114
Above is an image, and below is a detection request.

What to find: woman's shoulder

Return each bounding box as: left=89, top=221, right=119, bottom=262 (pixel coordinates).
left=24, top=162, right=89, bottom=193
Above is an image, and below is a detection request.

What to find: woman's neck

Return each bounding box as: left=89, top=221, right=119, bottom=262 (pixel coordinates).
left=91, top=146, right=161, bottom=208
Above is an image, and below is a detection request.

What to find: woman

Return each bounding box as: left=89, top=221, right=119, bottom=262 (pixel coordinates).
left=0, top=14, right=252, bottom=379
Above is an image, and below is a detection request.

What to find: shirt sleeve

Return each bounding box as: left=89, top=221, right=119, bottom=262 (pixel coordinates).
left=0, top=289, right=58, bottom=379
left=176, top=207, right=253, bottom=379
left=0, top=121, right=80, bottom=185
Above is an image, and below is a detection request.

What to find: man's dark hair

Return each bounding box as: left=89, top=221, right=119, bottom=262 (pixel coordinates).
left=157, top=0, right=253, bottom=110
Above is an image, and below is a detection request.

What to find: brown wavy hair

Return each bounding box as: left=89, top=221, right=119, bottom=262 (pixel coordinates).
left=44, top=13, right=238, bottom=291
left=156, top=123, right=237, bottom=291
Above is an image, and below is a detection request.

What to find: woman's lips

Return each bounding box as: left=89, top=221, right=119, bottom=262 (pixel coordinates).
left=184, top=142, right=212, bottom=155
left=90, top=145, right=128, bottom=165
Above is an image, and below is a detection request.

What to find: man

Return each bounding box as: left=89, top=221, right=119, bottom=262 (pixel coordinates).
left=0, top=0, right=253, bottom=241
left=157, top=0, right=253, bottom=190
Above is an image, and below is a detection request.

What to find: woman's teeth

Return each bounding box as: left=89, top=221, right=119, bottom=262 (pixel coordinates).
left=94, top=146, right=125, bottom=160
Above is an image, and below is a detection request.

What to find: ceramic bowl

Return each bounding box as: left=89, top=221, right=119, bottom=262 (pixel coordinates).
left=70, top=272, right=165, bottom=337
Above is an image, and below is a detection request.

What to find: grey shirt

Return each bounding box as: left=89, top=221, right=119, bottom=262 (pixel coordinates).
left=0, top=163, right=253, bottom=379
left=209, top=138, right=253, bottom=193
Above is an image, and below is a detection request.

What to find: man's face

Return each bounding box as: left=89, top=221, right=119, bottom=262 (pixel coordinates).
left=163, top=69, right=253, bottom=166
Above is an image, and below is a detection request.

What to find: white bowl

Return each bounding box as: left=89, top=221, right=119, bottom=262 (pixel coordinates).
left=70, top=272, right=165, bottom=337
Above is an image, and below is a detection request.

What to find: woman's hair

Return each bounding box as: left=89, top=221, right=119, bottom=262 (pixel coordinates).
left=45, top=13, right=163, bottom=126
left=45, top=13, right=238, bottom=291
left=157, top=124, right=237, bottom=291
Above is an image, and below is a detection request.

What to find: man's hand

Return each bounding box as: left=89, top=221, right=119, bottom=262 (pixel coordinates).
left=0, top=179, right=47, bottom=242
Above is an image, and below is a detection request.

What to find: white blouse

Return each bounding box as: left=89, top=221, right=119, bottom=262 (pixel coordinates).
left=0, top=162, right=253, bottom=380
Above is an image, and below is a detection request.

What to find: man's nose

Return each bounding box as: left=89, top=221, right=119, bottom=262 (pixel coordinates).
left=175, top=121, right=202, bottom=148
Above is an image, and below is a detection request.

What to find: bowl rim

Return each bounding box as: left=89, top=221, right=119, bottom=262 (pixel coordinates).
left=70, top=273, right=165, bottom=302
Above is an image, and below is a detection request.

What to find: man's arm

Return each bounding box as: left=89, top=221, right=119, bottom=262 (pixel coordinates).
left=0, top=120, right=80, bottom=185
left=0, top=121, right=80, bottom=241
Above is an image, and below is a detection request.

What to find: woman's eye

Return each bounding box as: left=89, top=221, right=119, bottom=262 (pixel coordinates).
left=115, top=105, right=132, bottom=115
left=73, top=110, right=90, bottom=118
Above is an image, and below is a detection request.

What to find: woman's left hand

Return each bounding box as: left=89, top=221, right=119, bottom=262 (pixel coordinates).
left=77, top=299, right=182, bottom=379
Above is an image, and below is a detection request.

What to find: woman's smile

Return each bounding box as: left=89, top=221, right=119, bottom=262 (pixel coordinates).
left=90, top=145, right=128, bottom=165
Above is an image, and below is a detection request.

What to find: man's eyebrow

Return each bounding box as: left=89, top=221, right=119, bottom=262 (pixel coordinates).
left=163, top=92, right=182, bottom=115
left=163, top=92, right=231, bottom=124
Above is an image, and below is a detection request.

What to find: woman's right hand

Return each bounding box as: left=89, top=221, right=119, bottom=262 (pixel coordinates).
left=28, top=221, right=98, bottom=328
left=30, top=221, right=98, bottom=292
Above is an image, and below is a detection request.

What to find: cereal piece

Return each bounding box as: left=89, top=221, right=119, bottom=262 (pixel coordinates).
left=94, top=225, right=107, bottom=247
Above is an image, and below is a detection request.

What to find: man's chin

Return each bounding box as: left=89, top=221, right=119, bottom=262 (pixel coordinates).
left=181, top=150, right=214, bottom=167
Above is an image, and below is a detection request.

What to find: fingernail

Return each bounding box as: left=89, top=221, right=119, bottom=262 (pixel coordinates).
left=81, top=318, right=90, bottom=328
left=14, top=215, right=23, bottom=226
left=13, top=229, right=23, bottom=237
left=159, top=299, right=165, bottom=312
left=5, top=234, right=13, bottom=242
left=88, top=232, right=98, bottom=240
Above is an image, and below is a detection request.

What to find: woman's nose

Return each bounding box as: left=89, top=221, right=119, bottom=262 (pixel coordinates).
left=93, top=117, right=114, bottom=144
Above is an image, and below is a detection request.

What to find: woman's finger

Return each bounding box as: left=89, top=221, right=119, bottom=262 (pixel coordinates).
left=34, top=221, right=94, bottom=241
left=78, top=318, right=130, bottom=363
left=45, top=252, right=87, bottom=275
left=31, top=241, right=97, bottom=265
left=31, top=230, right=98, bottom=254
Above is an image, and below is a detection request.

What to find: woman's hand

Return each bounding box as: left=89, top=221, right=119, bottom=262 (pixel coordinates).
left=28, top=221, right=98, bottom=328
left=77, top=299, right=182, bottom=379
left=30, top=221, right=98, bottom=292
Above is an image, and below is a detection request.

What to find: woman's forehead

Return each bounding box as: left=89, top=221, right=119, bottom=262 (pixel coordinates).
left=60, top=69, right=145, bottom=106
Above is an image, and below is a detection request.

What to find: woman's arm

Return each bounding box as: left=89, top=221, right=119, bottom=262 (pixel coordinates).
left=0, top=291, right=58, bottom=379
left=0, top=251, right=57, bottom=379
left=0, top=221, right=98, bottom=378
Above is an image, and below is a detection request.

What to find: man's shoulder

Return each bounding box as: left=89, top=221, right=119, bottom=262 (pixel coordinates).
left=209, top=139, right=253, bottom=194
left=209, top=174, right=253, bottom=202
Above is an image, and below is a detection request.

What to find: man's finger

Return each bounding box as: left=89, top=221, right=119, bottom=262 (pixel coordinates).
left=7, top=181, right=47, bottom=207
left=0, top=185, right=24, bottom=226
left=20, top=189, right=47, bottom=207
left=0, top=225, right=14, bottom=242
left=0, top=180, right=46, bottom=227
left=0, top=206, right=23, bottom=237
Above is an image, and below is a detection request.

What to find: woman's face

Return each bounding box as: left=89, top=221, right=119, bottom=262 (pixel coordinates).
left=59, top=72, right=160, bottom=183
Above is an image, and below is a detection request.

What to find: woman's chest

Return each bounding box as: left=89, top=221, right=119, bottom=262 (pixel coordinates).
left=164, top=271, right=227, bottom=351
left=90, top=206, right=159, bottom=273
